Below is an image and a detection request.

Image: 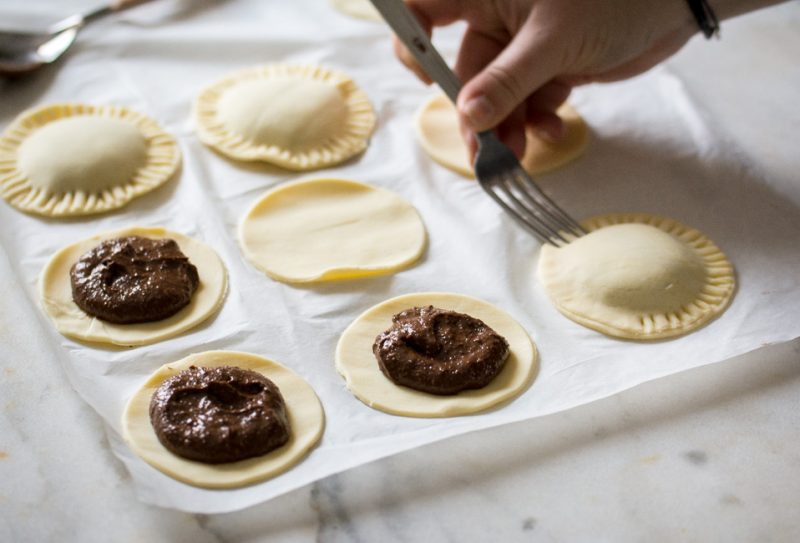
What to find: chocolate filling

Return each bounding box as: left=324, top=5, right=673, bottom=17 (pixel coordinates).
left=373, top=306, right=510, bottom=395
left=70, top=236, right=199, bottom=324
left=149, top=365, right=290, bottom=464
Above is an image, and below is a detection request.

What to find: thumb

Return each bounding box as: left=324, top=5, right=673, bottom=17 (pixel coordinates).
left=457, top=25, right=560, bottom=133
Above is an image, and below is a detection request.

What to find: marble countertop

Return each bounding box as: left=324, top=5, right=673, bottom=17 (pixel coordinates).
left=2, top=278, right=798, bottom=541
left=2, top=1, right=799, bottom=541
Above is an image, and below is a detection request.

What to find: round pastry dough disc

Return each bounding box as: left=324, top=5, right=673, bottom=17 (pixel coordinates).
left=415, top=94, right=589, bottom=177
left=39, top=226, right=227, bottom=347
left=0, top=103, right=180, bottom=217
left=122, top=351, right=325, bottom=489
left=330, top=0, right=382, bottom=21
left=194, top=64, right=376, bottom=170
left=336, top=292, right=538, bottom=417
left=537, top=213, right=736, bottom=340
left=239, top=177, right=427, bottom=283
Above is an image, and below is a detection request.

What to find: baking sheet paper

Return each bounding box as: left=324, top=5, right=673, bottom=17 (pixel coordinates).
left=1, top=0, right=799, bottom=513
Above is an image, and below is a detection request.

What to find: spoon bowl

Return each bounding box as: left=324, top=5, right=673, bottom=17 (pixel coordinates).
left=0, top=1, right=147, bottom=76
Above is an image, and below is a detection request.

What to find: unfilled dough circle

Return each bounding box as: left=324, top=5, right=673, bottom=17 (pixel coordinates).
left=335, top=292, right=538, bottom=417
left=194, top=64, right=376, bottom=170
left=0, top=103, right=180, bottom=217
left=239, top=177, right=427, bottom=283
left=39, top=226, right=227, bottom=347
left=122, top=351, right=325, bottom=489
left=415, top=94, right=589, bottom=177
left=537, top=213, right=736, bottom=340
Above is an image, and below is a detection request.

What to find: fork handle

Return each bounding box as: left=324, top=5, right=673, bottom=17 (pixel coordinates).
left=370, top=0, right=463, bottom=103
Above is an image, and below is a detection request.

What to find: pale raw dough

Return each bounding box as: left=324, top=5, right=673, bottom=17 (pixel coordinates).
left=239, top=177, right=427, bottom=283
left=194, top=64, right=376, bottom=170
left=39, top=226, right=227, bottom=347
left=0, top=103, right=180, bottom=217
left=330, top=0, right=382, bottom=21
left=415, top=94, right=589, bottom=177
left=122, top=351, right=325, bottom=489
left=335, top=292, right=538, bottom=417
left=537, top=213, right=736, bottom=340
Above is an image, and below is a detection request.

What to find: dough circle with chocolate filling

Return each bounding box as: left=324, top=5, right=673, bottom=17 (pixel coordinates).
left=336, top=292, right=538, bottom=417
left=537, top=213, right=736, bottom=339
left=123, top=351, right=325, bottom=489
left=40, top=227, right=227, bottom=347
left=239, top=177, right=426, bottom=283
left=415, top=95, right=589, bottom=177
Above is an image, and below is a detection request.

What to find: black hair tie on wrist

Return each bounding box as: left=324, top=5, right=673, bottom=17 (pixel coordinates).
left=686, top=0, right=721, bottom=39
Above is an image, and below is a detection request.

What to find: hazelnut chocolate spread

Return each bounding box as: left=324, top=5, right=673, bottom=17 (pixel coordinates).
left=373, top=306, right=510, bottom=395
left=149, top=366, right=290, bottom=464
left=70, top=236, right=199, bottom=324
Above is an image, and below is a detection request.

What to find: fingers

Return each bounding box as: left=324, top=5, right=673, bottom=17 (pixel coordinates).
left=572, top=31, right=692, bottom=84
left=393, top=35, right=433, bottom=85
left=527, top=110, right=565, bottom=142
left=455, top=28, right=506, bottom=160
left=496, top=106, right=528, bottom=159
left=404, top=0, right=463, bottom=26
left=393, top=0, right=463, bottom=85
left=457, top=17, right=561, bottom=134
left=525, top=80, right=571, bottom=140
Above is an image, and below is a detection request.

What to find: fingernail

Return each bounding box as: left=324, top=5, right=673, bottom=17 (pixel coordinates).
left=461, top=96, right=494, bottom=129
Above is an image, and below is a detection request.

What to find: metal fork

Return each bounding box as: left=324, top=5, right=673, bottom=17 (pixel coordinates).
left=370, top=0, right=585, bottom=245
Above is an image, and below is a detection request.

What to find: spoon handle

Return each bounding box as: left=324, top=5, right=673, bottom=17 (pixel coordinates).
left=83, top=0, right=154, bottom=23
left=111, top=0, right=154, bottom=10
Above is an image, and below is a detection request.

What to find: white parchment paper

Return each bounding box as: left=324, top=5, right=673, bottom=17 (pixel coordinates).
left=1, top=0, right=799, bottom=513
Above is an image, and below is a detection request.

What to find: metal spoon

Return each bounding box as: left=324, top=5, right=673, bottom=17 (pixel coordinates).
left=0, top=0, right=150, bottom=76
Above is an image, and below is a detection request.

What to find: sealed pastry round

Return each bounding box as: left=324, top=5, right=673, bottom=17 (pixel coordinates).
left=194, top=64, right=376, bottom=170
left=122, top=351, right=325, bottom=489
left=537, top=213, right=736, bottom=340
left=0, top=103, right=180, bottom=217
left=239, top=177, right=427, bottom=283
left=40, top=226, right=227, bottom=347
left=336, top=292, right=538, bottom=417
left=415, top=94, right=589, bottom=177
left=330, top=0, right=382, bottom=21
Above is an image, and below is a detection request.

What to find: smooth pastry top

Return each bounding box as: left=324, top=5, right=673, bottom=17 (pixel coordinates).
left=19, top=117, right=147, bottom=194
left=217, top=79, right=348, bottom=151
left=194, top=64, right=376, bottom=170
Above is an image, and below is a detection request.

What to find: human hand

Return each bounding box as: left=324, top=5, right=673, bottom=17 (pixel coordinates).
left=395, top=0, right=697, bottom=159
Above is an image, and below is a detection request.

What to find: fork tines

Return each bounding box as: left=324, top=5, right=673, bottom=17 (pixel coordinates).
left=474, top=132, right=584, bottom=246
